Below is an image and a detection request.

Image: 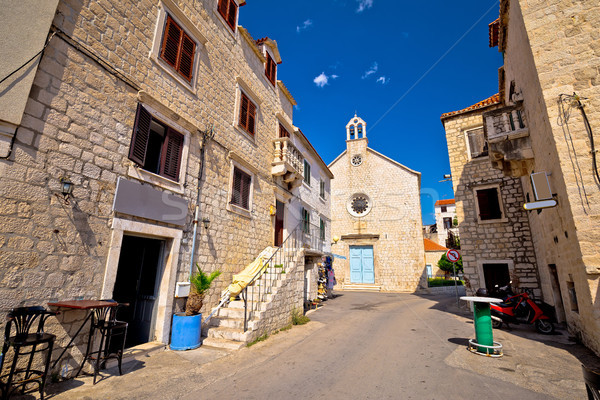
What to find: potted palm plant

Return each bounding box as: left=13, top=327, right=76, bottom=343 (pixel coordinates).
left=171, top=265, right=221, bottom=350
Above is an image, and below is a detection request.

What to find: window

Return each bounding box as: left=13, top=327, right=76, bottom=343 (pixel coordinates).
left=265, top=52, right=277, bottom=85
left=466, top=127, right=488, bottom=159
left=482, top=263, right=510, bottom=291
left=217, top=0, right=238, bottom=31
left=279, top=123, right=290, bottom=138
left=160, top=16, right=196, bottom=82
left=567, top=281, right=579, bottom=313
left=441, top=206, right=447, bottom=213
left=319, top=179, right=326, bottom=199
left=303, top=160, right=311, bottom=185
left=238, top=92, right=256, bottom=135
left=476, top=187, right=503, bottom=221
left=347, top=193, right=372, bottom=217
left=230, top=166, right=252, bottom=210
left=302, top=208, right=310, bottom=234
left=129, top=104, right=184, bottom=182
left=443, top=217, right=452, bottom=230
left=320, top=218, right=325, bottom=241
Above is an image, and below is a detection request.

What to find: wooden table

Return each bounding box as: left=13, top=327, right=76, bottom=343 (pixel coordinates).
left=48, top=300, right=117, bottom=369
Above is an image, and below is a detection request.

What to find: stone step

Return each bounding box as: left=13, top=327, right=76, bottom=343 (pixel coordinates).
left=209, top=316, right=256, bottom=330
left=207, top=326, right=252, bottom=342
left=341, top=284, right=382, bottom=292
left=201, top=337, right=245, bottom=350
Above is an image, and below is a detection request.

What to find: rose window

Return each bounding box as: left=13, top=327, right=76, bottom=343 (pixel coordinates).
left=351, top=196, right=368, bottom=214
left=351, top=155, right=362, bottom=166
left=346, top=193, right=372, bottom=217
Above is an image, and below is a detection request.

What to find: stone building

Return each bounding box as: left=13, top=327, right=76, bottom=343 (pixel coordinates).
left=441, top=95, right=541, bottom=300
left=423, top=238, right=446, bottom=279
left=329, top=115, right=426, bottom=292
left=481, top=0, right=600, bottom=355
left=0, top=0, right=330, bottom=366
left=434, top=199, right=457, bottom=246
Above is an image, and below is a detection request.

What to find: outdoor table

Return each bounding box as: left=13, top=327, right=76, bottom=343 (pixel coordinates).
left=460, top=296, right=503, bottom=357
left=47, top=300, right=118, bottom=369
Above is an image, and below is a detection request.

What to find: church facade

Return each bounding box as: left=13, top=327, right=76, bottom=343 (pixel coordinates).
left=329, top=115, right=426, bottom=292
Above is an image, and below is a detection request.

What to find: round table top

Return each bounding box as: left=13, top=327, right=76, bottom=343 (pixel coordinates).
left=460, top=296, right=503, bottom=303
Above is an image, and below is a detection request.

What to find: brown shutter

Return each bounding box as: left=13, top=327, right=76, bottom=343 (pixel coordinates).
left=129, top=104, right=152, bottom=166
left=160, top=127, right=184, bottom=181
left=241, top=170, right=251, bottom=209
left=231, top=168, right=242, bottom=206
left=227, top=0, right=237, bottom=29
left=247, top=100, right=256, bottom=135
left=178, top=33, right=195, bottom=82
left=161, top=16, right=182, bottom=68
left=239, top=93, right=248, bottom=130
left=279, top=123, right=289, bottom=138
left=217, top=0, right=228, bottom=19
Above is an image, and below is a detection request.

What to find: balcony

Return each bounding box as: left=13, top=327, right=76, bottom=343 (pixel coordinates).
left=272, top=137, right=304, bottom=189
left=484, top=105, right=534, bottom=177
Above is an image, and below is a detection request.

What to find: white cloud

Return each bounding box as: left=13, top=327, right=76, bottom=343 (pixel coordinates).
left=356, top=0, right=373, bottom=13
left=331, top=74, right=339, bottom=79
left=376, top=76, right=390, bottom=84
left=361, top=62, right=378, bottom=79
left=313, top=72, right=330, bottom=88
left=296, top=19, right=313, bottom=33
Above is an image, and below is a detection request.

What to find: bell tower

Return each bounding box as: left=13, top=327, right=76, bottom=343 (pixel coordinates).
left=345, top=114, right=368, bottom=157
left=346, top=114, right=367, bottom=141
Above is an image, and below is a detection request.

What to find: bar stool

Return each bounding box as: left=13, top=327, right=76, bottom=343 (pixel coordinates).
left=76, top=300, right=128, bottom=384
left=0, top=306, right=58, bottom=400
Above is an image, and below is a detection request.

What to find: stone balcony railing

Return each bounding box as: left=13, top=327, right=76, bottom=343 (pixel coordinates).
left=271, top=137, right=304, bottom=189
left=484, top=105, right=534, bottom=177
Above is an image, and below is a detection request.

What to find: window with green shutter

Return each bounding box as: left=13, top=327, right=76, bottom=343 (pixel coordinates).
left=302, top=208, right=310, bottom=234
left=320, top=218, right=325, bottom=240
left=319, top=179, right=325, bottom=199
left=303, top=160, right=311, bottom=185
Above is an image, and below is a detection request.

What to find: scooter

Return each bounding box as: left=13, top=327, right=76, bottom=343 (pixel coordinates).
left=488, top=286, right=555, bottom=334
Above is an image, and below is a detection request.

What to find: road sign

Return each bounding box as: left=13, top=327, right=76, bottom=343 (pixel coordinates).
left=446, top=249, right=460, bottom=263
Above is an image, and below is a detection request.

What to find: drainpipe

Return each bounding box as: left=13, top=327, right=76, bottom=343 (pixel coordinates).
left=189, top=126, right=214, bottom=277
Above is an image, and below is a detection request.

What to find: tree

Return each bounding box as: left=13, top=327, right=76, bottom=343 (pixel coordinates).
left=437, top=253, right=463, bottom=279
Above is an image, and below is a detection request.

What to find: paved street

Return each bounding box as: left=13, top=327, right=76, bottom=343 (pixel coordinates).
left=47, top=292, right=598, bottom=400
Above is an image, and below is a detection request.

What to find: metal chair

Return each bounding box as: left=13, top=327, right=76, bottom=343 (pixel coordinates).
left=0, top=306, right=58, bottom=400
left=583, top=364, right=600, bottom=400
left=76, top=300, right=128, bottom=384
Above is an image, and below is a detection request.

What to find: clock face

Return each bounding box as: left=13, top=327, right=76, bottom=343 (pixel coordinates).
left=351, top=155, right=362, bottom=166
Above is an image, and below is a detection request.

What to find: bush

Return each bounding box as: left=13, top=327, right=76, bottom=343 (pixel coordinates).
left=291, top=308, right=310, bottom=325
left=428, top=277, right=464, bottom=287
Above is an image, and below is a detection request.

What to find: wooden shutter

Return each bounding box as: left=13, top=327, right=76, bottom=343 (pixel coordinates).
left=129, top=104, right=152, bottom=166
left=265, top=54, right=276, bottom=85
left=247, top=100, right=256, bottom=135
left=239, top=93, right=248, bottom=130
left=161, top=16, right=182, bottom=68
left=217, top=0, right=228, bottom=19
left=179, top=33, right=195, bottom=82
left=231, top=167, right=251, bottom=209
left=226, top=0, right=237, bottom=29
left=240, top=170, right=251, bottom=209
left=160, top=128, right=184, bottom=181
left=279, top=123, right=290, bottom=138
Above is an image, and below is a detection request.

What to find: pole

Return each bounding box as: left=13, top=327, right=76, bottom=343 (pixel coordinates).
left=453, top=262, right=459, bottom=307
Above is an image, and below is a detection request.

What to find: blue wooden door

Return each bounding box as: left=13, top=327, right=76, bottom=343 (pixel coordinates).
left=350, top=245, right=374, bottom=284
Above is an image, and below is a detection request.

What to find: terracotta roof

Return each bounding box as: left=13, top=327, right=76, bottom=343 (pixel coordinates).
left=440, top=94, right=501, bottom=120
left=435, top=199, right=455, bottom=206
left=489, top=18, right=500, bottom=48
left=424, top=238, right=448, bottom=252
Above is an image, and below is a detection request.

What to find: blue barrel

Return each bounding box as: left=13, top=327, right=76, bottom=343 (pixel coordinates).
left=170, top=313, right=202, bottom=351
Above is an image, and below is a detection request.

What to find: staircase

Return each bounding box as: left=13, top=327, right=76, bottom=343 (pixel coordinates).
left=202, top=226, right=306, bottom=350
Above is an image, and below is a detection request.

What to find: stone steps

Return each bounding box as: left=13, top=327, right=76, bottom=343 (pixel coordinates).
left=201, top=337, right=245, bottom=350
left=341, top=284, right=382, bottom=292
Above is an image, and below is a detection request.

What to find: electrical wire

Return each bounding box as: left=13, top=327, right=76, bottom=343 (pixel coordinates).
left=0, top=31, right=56, bottom=86
left=573, top=94, right=600, bottom=185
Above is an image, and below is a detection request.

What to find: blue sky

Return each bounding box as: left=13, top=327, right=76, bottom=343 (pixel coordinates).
left=239, top=0, right=503, bottom=225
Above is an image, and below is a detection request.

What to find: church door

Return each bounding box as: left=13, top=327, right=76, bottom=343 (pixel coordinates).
left=349, top=245, right=374, bottom=284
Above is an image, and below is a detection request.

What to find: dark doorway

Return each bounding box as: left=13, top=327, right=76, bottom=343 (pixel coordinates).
left=482, top=263, right=510, bottom=291
left=113, top=235, right=164, bottom=348
left=548, top=264, right=566, bottom=322
left=274, top=200, right=284, bottom=246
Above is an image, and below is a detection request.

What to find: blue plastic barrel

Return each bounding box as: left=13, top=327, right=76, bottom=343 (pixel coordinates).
left=170, top=312, right=202, bottom=351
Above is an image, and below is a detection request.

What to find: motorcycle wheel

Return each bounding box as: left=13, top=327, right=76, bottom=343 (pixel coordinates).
left=492, top=319, right=502, bottom=329
left=535, top=319, right=555, bottom=334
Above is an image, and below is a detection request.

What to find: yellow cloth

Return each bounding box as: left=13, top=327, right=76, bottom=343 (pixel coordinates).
left=227, top=256, right=266, bottom=299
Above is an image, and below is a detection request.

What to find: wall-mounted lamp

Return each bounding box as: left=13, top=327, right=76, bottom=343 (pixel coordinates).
left=202, top=217, right=210, bottom=230
left=59, top=177, right=74, bottom=202
left=332, top=235, right=340, bottom=245
left=269, top=204, right=276, bottom=216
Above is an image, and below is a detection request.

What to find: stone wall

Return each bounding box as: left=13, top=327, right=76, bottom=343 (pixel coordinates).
left=425, top=250, right=445, bottom=278
left=442, top=109, right=540, bottom=297
left=500, top=0, right=600, bottom=354
left=330, top=137, right=426, bottom=292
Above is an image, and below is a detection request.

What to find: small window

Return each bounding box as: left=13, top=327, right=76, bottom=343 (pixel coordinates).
left=567, top=281, right=579, bottom=313
left=279, top=123, right=290, bottom=138
left=466, top=127, right=488, bottom=159
left=320, top=218, right=325, bottom=241
left=265, top=52, right=277, bottom=85
left=238, top=92, right=256, bottom=136
left=129, top=104, right=184, bottom=182
left=302, top=208, right=310, bottom=234
left=217, top=0, right=238, bottom=31
left=482, top=263, right=510, bottom=291
left=303, top=160, right=311, bottom=185
left=476, top=187, right=502, bottom=221
left=441, top=206, right=447, bottom=213
left=160, top=16, right=196, bottom=82
left=443, top=217, right=452, bottom=230
left=230, top=166, right=252, bottom=209
left=319, top=180, right=326, bottom=199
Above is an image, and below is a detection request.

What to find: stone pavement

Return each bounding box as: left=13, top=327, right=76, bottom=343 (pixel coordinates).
left=15, top=292, right=600, bottom=400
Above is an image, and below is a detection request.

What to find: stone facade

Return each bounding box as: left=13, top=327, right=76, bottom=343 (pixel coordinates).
left=441, top=99, right=541, bottom=299
left=434, top=199, right=457, bottom=246
left=489, top=0, right=600, bottom=355
left=329, top=115, right=426, bottom=292
left=0, top=0, right=329, bottom=370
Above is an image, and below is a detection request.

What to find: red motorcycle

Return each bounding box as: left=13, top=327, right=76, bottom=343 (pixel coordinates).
left=489, top=286, right=555, bottom=334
